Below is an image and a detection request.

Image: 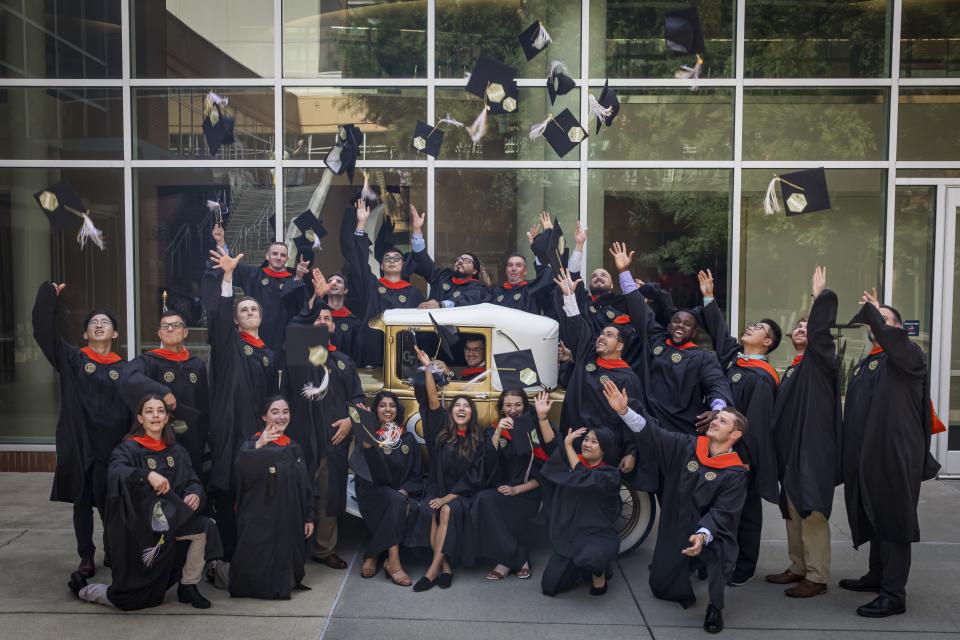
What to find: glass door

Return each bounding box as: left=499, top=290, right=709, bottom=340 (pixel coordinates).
left=934, top=187, right=960, bottom=476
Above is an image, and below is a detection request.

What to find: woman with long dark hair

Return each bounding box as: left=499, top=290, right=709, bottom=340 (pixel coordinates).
left=68, top=394, right=211, bottom=610
left=356, top=391, right=428, bottom=586
left=411, top=346, right=487, bottom=592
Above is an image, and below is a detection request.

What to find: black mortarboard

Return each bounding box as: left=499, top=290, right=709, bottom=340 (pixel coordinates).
left=33, top=181, right=105, bottom=250
left=518, top=20, right=552, bottom=61
left=325, top=141, right=358, bottom=183
left=338, top=124, right=363, bottom=150
left=411, top=120, right=444, bottom=158
left=592, top=81, right=620, bottom=134
left=293, top=234, right=316, bottom=264
left=546, top=218, right=569, bottom=274
left=429, top=313, right=460, bottom=362
left=202, top=103, right=235, bottom=157
left=347, top=403, right=381, bottom=447
left=531, top=108, right=587, bottom=158
left=529, top=228, right=551, bottom=265
left=665, top=7, right=706, bottom=56
left=466, top=54, right=519, bottom=115
left=509, top=411, right=537, bottom=456
left=293, top=210, right=327, bottom=250
left=169, top=403, right=202, bottom=436
left=547, top=61, right=576, bottom=105
left=764, top=168, right=831, bottom=216
left=284, top=324, right=330, bottom=367
left=494, top=349, right=542, bottom=389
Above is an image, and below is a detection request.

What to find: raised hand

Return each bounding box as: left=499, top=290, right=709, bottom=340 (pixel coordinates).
left=312, top=268, right=330, bottom=298
left=526, top=222, right=542, bottom=246
left=564, top=427, right=586, bottom=448
left=356, top=197, right=371, bottom=229
left=553, top=267, right=582, bottom=296
left=410, top=204, right=425, bottom=234
left=860, top=287, right=880, bottom=309
left=812, top=265, right=827, bottom=299
left=295, top=255, right=310, bottom=281
left=534, top=390, right=552, bottom=420
left=497, top=417, right=514, bottom=432
left=52, top=282, right=66, bottom=296
left=209, top=250, right=244, bottom=276
left=539, top=211, right=553, bottom=231
left=608, top=241, right=635, bottom=273
left=602, top=380, right=629, bottom=415
left=557, top=340, right=572, bottom=363
left=413, top=345, right=431, bottom=368
left=698, top=269, right=714, bottom=299
left=574, top=221, right=588, bottom=247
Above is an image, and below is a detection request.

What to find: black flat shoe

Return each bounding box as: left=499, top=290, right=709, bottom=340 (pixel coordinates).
left=412, top=576, right=436, bottom=592
left=177, top=583, right=211, bottom=609
left=589, top=582, right=608, bottom=596
left=857, top=595, right=906, bottom=618
left=68, top=571, right=87, bottom=598
left=839, top=577, right=881, bottom=593
left=437, top=572, right=453, bottom=589
left=703, top=603, right=724, bottom=633
left=77, top=556, right=96, bottom=579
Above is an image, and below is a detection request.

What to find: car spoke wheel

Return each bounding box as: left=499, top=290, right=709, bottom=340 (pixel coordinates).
left=616, top=482, right=656, bottom=556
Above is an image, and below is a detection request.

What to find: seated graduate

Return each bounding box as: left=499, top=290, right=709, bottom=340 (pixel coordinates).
left=352, top=392, right=429, bottom=587
left=539, top=426, right=621, bottom=597
left=606, top=381, right=748, bottom=634
left=226, top=396, right=315, bottom=600
left=468, top=389, right=556, bottom=581
left=69, top=395, right=211, bottom=610
left=411, top=345, right=488, bottom=592
left=458, top=336, right=487, bottom=380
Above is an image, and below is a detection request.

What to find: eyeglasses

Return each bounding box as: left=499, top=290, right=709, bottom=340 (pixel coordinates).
left=382, top=255, right=403, bottom=263
left=159, top=322, right=185, bottom=331
left=747, top=322, right=770, bottom=340
left=87, top=319, right=112, bottom=328
left=463, top=346, right=484, bottom=353
left=456, top=256, right=474, bottom=264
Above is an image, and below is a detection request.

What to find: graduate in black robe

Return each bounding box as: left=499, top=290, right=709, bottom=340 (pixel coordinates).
left=607, top=382, right=748, bottom=634
left=839, top=291, right=940, bottom=617
left=408, top=205, right=491, bottom=307
left=283, top=269, right=363, bottom=360
left=410, top=346, right=487, bottom=592
left=467, top=390, right=557, bottom=580
left=490, top=251, right=555, bottom=314
left=33, top=281, right=130, bottom=578
left=229, top=397, right=315, bottom=600
left=766, top=266, right=841, bottom=597
left=119, top=309, right=209, bottom=476
left=539, top=425, right=621, bottom=597
left=203, top=251, right=280, bottom=559
left=697, top=268, right=782, bottom=584
left=69, top=395, right=211, bottom=610
left=353, top=391, right=429, bottom=586
left=340, top=199, right=425, bottom=367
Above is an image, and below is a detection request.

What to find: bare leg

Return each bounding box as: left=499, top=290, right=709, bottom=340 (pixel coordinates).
left=426, top=505, right=451, bottom=581
left=384, top=545, right=411, bottom=586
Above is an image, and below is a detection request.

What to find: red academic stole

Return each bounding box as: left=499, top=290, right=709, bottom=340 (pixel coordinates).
left=327, top=343, right=337, bottom=352
left=613, top=314, right=631, bottom=325
left=501, top=281, right=528, bottom=289
left=253, top=431, right=291, bottom=446
left=695, top=436, right=745, bottom=469
left=735, top=358, right=781, bottom=385
left=577, top=455, right=605, bottom=469
left=80, top=347, right=122, bottom=365
left=239, top=332, right=265, bottom=349
left=130, top=435, right=167, bottom=452
left=378, top=277, right=412, bottom=290
left=497, top=421, right=549, bottom=461
left=262, top=267, right=292, bottom=279
left=790, top=354, right=804, bottom=367
left=330, top=307, right=352, bottom=318
left=871, top=347, right=946, bottom=435
left=596, top=357, right=630, bottom=370
left=666, top=339, right=698, bottom=350
left=461, top=366, right=486, bottom=378
left=450, top=277, right=477, bottom=285
left=150, top=348, right=190, bottom=362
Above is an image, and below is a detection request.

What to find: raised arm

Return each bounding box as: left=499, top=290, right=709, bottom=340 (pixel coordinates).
left=854, top=289, right=925, bottom=377
left=408, top=204, right=436, bottom=281
left=698, top=270, right=739, bottom=366
left=554, top=268, right=593, bottom=362
left=807, top=266, right=839, bottom=369
left=32, top=281, right=71, bottom=368
left=205, top=249, right=246, bottom=355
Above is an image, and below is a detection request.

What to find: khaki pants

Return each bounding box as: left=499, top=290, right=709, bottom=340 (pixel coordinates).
left=312, top=458, right=338, bottom=558
left=785, top=498, right=830, bottom=584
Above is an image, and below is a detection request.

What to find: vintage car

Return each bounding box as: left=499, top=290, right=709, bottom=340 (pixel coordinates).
left=347, top=302, right=656, bottom=555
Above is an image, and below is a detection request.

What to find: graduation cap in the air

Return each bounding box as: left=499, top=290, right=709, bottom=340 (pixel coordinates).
left=325, top=139, right=358, bottom=183
left=519, top=20, right=552, bottom=61
left=528, top=108, right=588, bottom=158
left=33, top=181, right=105, bottom=250
left=206, top=199, right=230, bottom=227
left=546, top=218, right=569, bottom=274
left=763, top=168, right=831, bottom=216
left=411, top=120, right=445, bottom=158
left=169, top=403, right=202, bottom=436
left=429, top=313, right=460, bottom=362
left=293, top=210, right=327, bottom=252
left=494, top=349, right=542, bottom=390
left=466, top=55, right=519, bottom=116
left=665, top=7, right=706, bottom=86
left=590, top=81, right=620, bottom=134
left=546, top=61, right=576, bottom=105
left=202, top=92, right=235, bottom=157
left=284, top=324, right=330, bottom=368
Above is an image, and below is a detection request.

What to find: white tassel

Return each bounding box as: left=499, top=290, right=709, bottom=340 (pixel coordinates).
left=361, top=171, right=378, bottom=203
left=589, top=94, right=614, bottom=121
left=764, top=176, right=783, bottom=215
left=675, top=55, right=703, bottom=92
left=141, top=534, right=165, bottom=568
left=466, top=106, right=489, bottom=143
left=528, top=114, right=553, bottom=140
left=301, top=376, right=329, bottom=401
left=438, top=114, right=465, bottom=128
left=377, top=421, right=403, bottom=450
left=77, top=213, right=105, bottom=250
left=533, top=22, right=552, bottom=50
left=548, top=60, right=567, bottom=78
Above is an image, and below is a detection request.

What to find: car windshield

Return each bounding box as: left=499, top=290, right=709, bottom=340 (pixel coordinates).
left=395, top=328, right=487, bottom=385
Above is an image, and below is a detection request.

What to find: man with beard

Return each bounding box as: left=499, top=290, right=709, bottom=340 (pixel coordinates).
left=408, top=206, right=491, bottom=308
left=33, top=282, right=130, bottom=579
left=766, top=266, right=841, bottom=599
left=839, top=288, right=939, bottom=617
left=697, top=269, right=781, bottom=586
left=566, top=222, right=629, bottom=334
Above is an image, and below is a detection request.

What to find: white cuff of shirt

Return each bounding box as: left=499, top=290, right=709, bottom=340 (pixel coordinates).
left=696, top=527, right=713, bottom=545
left=441, top=300, right=454, bottom=308
left=568, top=250, right=583, bottom=274
left=620, top=408, right=647, bottom=433
left=710, top=399, right=727, bottom=411
left=220, top=279, right=233, bottom=297
left=562, top=293, right=580, bottom=317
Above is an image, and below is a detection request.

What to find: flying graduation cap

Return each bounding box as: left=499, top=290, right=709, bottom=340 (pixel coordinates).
left=494, top=349, right=543, bottom=390
left=325, top=124, right=362, bottom=183
left=665, top=7, right=706, bottom=88
left=464, top=55, right=519, bottom=142
left=284, top=324, right=330, bottom=368
left=590, top=81, right=620, bottom=134
left=206, top=198, right=230, bottom=227
left=519, top=20, right=552, bottom=61
left=528, top=108, right=588, bottom=158
left=202, top=92, right=236, bottom=157
left=763, top=168, right=831, bottom=216
left=33, top=181, right=105, bottom=250
left=292, top=209, right=327, bottom=262
left=546, top=61, right=576, bottom=105
left=411, top=115, right=468, bottom=158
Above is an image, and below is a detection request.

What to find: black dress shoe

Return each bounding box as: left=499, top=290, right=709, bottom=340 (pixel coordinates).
left=177, top=583, right=211, bottom=609
left=703, top=603, right=724, bottom=633
left=78, top=557, right=96, bottom=579
left=437, top=572, right=453, bottom=589
left=412, top=576, right=436, bottom=592
left=839, top=577, right=881, bottom=593
left=68, top=571, right=88, bottom=598
left=857, top=595, right=905, bottom=618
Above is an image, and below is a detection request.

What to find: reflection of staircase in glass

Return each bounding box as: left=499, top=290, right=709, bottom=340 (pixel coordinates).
left=220, top=179, right=276, bottom=263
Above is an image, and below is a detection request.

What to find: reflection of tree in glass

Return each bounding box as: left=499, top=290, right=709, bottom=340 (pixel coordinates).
left=330, top=91, right=425, bottom=159
left=325, top=1, right=427, bottom=77
left=900, top=2, right=960, bottom=77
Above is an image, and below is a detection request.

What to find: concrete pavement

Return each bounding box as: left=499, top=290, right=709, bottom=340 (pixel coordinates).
left=0, top=472, right=957, bottom=639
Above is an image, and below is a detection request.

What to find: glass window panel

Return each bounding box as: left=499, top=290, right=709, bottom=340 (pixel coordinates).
left=589, top=0, right=734, bottom=79
left=586, top=169, right=731, bottom=314
left=283, top=88, right=426, bottom=161
left=434, top=169, right=579, bottom=284
left=893, top=185, right=936, bottom=355
left=435, top=0, right=581, bottom=79
left=434, top=87, right=580, bottom=161
left=588, top=88, right=734, bottom=161
left=740, top=169, right=886, bottom=373
left=283, top=0, right=426, bottom=79
left=744, top=0, right=891, bottom=78
left=132, top=87, right=275, bottom=160
left=0, top=167, right=126, bottom=442
left=742, top=88, right=888, bottom=161
left=0, top=87, right=123, bottom=160
left=133, top=167, right=274, bottom=351
left=898, top=88, right=960, bottom=161
left=900, top=0, right=960, bottom=78
left=131, top=0, right=274, bottom=78
left=0, top=1, right=121, bottom=79
left=897, top=170, right=960, bottom=180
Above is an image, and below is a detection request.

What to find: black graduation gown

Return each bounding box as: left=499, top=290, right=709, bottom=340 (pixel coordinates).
left=772, top=289, right=842, bottom=519
left=700, top=300, right=780, bottom=504
left=490, top=270, right=554, bottom=314
left=103, top=438, right=207, bottom=611
left=409, top=248, right=491, bottom=306
left=119, top=351, right=210, bottom=476
left=558, top=309, right=649, bottom=488
left=229, top=437, right=315, bottom=599
left=233, top=262, right=304, bottom=352
left=329, top=308, right=362, bottom=360
left=626, top=289, right=733, bottom=437
left=353, top=431, right=430, bottom=556
left=842, top=303, right=939, bottom=547
left=634, top=421, right=748, bottom=609
left=32, top=283, right=130, bottom=505
left=202, top=274, right=279, bottom=493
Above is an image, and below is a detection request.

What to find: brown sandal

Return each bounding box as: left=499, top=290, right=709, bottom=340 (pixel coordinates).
left=360, top=558, right=378, bottom=579
left=485, top=567, right=509, bottom=581
left=384, top=564, right=412, bottom=586
left=515, top=564, right=532, bottom=579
